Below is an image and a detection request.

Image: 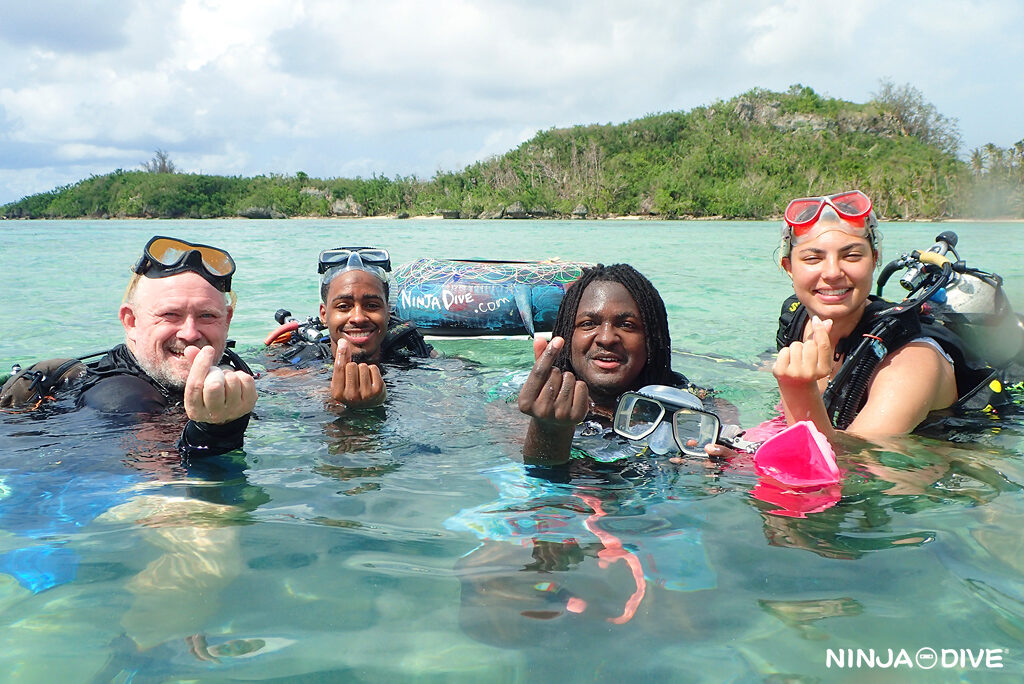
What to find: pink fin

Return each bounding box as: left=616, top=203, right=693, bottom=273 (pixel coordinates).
left=754, top=421, right=840, bottom=488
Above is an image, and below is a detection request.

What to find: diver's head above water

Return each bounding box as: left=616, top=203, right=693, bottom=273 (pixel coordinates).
left=549, top=264, right=674, bottom=407
left=121, top=236, right=237, bottom=389
left=779, top=190, right=880, bottom=334
left=319, top=250, right=391, bottom=364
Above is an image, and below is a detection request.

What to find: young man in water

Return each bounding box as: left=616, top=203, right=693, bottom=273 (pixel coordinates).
left=316, top=249, right=434, bottom=408
left=518, top=263, right=694, bottom=465
left=1, top=236, right=257, bottom=458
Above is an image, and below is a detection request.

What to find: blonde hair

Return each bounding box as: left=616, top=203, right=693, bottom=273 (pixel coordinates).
left=123, top=271, right=237, bottom=309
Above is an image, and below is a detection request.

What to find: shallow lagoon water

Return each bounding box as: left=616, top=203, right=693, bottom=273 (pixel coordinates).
left=1, top=219, right=1023, bottom=682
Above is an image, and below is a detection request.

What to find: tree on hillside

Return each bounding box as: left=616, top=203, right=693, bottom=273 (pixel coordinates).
left=983, top=143, right=1004, bottom=175
left=142, top=149, right=177, bottom=174
left=969, top=148, right=985, bottom=177
left=871, top=80, right=961, bottom=156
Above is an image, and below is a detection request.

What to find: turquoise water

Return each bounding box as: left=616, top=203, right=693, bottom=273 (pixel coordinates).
left=1, top=219, right=1023, bottom=681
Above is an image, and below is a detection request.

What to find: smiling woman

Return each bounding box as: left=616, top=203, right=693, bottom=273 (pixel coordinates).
left=773, top=191, right=961, bottom=439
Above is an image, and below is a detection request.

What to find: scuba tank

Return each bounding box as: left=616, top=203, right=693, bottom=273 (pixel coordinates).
left=877, top=231, right=1024, bottom=368
left=262, top=309, right=331, bottom=366
left=824, top=231, right=1023, bottom=428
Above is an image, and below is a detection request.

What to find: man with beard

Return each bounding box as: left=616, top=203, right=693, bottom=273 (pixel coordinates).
left=2, top=236, right=257, bottom=458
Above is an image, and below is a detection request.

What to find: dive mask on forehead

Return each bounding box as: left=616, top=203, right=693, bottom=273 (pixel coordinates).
left=780, top=190, right=878, bottom=258
left=613, top=385, right=721, bottom=456
left=318, top=247, right=391, bottom=274
left=132, top=236, right=235, bottom=292
left=318, top=247, right=391, bottom=295
left=784, top=191, right=873, bottom=233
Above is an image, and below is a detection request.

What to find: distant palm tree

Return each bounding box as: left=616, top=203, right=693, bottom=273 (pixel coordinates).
left=969, top=148, right=985, bottom=177
left=983, top=143, right=1004, bottom=175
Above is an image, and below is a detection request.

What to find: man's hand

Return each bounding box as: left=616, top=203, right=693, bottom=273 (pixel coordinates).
left=518, top=336, right=589, bottom=427
left=330, top=339, right=386, bottom=408
left=183, top=345, right=257, bottom=424
left=773, top=315, right=834, bottom=388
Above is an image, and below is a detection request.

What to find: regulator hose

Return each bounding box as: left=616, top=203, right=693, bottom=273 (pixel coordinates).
left=875, top=259, right=904, bottom=295
left=826, top=261, right=954, bottom=429
left=829, top=318, right=899, bottom=429
left=264, top=320, right=299, bottom=345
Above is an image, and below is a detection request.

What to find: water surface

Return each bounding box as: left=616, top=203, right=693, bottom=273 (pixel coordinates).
left=1, top=219, right=1022, bottom=681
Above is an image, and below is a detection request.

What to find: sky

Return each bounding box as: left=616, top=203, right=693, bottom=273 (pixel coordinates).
left=1, top=0, right=1021, bottom=205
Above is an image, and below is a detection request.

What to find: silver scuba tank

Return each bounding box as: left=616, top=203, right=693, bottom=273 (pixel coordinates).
left=930, top=269, right=1024, bottom=368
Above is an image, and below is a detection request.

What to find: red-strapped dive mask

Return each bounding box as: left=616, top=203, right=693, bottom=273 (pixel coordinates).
left=784, top=190, right=873, bottom=234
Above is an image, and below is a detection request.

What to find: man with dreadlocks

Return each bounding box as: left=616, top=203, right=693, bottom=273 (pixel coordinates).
left=518, top=263, right=705, bottom=465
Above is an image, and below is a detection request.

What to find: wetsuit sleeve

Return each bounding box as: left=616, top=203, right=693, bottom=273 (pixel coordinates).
left=177, top=414, right=250, bottom=459
left=79, top=375, right=167, bottom=413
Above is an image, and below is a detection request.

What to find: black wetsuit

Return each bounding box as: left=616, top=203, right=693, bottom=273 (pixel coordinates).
left=278, top=317, right=434, bottom=366
left=78, top=344, right=252, bottom=459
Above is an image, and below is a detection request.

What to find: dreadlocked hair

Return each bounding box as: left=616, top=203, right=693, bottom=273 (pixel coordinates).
left=549, top=263, right=675, bottom=388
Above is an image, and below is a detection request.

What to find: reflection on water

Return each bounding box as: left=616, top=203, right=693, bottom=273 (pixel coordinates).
left=2, top=353, right=1023, bottom=680
left=1, top=220, right=1023, bottom=681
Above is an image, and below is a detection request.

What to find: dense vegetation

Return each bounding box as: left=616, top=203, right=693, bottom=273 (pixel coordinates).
left=3, top=85, right=1022, bottom=220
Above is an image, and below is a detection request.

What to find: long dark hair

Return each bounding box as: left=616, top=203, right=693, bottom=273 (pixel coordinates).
left=550, top=263, right=675, bottom=388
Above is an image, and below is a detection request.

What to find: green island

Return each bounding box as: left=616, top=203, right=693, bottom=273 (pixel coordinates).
left=3, top=84, right=1022, bottom=221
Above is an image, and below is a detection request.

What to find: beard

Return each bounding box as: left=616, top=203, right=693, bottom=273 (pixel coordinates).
left=131, top=341, right=221, bottom=393
left=135, top=352, right=192, bottom=392
left=350, top=350, right=372, bottom=364
left=144, top=360, right=190, bottom=391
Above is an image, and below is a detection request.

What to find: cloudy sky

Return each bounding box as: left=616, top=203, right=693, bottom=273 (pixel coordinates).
left=1, top=0, right=1021, bottom=204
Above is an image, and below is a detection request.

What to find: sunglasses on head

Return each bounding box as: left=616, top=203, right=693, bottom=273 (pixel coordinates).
left=317, top=247, right=391, bottom=274
left=784, top=190, right=873, bottom=235
left=132, top=236, right=235, bottom=292
left=612, top=385, right=721, bottom=457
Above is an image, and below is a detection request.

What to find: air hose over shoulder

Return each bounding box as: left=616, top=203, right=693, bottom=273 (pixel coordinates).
left=825, top=255, right=954, bottom=429
left=825, top=309, right=918, bottom=429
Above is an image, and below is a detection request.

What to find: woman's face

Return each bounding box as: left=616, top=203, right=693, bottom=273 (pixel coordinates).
left=782, top=227, right=876, bottom=326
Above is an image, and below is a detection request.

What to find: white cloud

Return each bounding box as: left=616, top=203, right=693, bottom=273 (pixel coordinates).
left=1, top=0, right=1022, bottom=204
left=55, top=143, right=138, bottom=161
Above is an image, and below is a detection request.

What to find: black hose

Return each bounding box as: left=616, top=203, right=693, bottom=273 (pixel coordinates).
left=830, top=319, right=896, bottom=429
left=826, top=262, right=954, bottom=429
left=876, top=260, right=903, bottom=296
